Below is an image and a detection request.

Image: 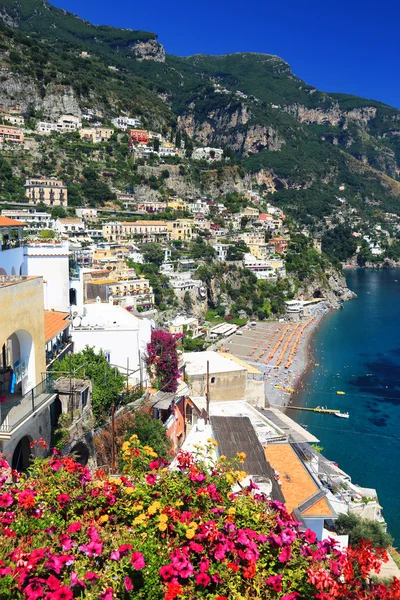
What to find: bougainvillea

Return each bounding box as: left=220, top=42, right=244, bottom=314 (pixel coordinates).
left=145, top=329, right=181, bottom=393
left=0, top=441, right=399, bottom=599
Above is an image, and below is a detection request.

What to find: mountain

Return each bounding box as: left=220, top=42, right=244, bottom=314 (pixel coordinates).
left=1, top=0, right=400, bottom=223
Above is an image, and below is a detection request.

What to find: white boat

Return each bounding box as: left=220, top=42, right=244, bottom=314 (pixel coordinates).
left=335, top=412, right=349, bottom=419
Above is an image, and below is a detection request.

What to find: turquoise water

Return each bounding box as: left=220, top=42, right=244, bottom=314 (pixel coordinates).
left=291, top=269, right=400, bottom=542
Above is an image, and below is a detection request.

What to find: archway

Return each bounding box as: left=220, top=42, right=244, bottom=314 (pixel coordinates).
left=50, top=397, right=62, bottom=427
left=12, top=436, right=32, bottom=472
left=1, top=330, right=36, bottom=395
left=69, top=442, right=90, bottom=465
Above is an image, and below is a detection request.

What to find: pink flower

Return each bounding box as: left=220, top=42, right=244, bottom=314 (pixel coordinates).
left=124, top=576, right=133, bottom=592
left=195, top=572, right=210, bottom=586
left=281, top=594, right=300, bottom=600
left=189, top=541, right=204, bottom=553
left=18, top=489, right=36, bottom=509
left=145, top=474, right=157, bottom=485
left=59, top=534, right=74, bottom=551
left=57, top=494, right=70, bottom=507
left=190, top=472, right=206, bottom=483
left=83, top=572, right=100, bottom=584
left=46, top=575, right=61, bottom=591
left=199, top=557, right=210, bottom=573
left=278, top=546, right=292, bottom=563
left=281, top=528, right=297, bottom=545
left=179, top=562, right=194, bottom=578
left=48, top=586, right=73, bottom=600
left=130, top=551, right=145, bottom=570
left=23, top=580, right=46, bottom=599
left=49, top=459, right=62, bottom=471
left=67, top=522, right=81, bottom=533
left=70, top=572, right=86, bottom=588
left=305, top=528, right=317, bottom=544
left=79, top=540, right=103, bottom=557
left=0, top=493, right=13, bottom=508
left=266, top=574, right=283, bottom=592
left=148, top=460, right=159, bottom=470
left=99, top=588, right=113, bottom=600
left=160, top=564, right=176, bottom=581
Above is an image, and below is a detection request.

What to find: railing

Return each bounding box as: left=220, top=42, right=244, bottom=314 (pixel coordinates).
left=1, top=241, right=23, bottom=251
left=0, top=377, right=57, bottom=435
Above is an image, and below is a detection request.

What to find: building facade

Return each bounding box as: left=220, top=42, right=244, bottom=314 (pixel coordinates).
left=25, top=178, right=68, bottom=207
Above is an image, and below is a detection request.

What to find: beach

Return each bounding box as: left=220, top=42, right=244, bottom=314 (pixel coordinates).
left=215, top=302, right=331, bottom=408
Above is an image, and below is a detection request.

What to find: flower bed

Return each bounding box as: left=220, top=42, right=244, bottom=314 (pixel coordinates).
left=0, top=439, right=399, bottom=599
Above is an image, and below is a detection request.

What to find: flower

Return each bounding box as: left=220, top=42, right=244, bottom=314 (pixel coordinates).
left=67, top=522, right=81, bottom=533
left=18, top=489, right=36, bottom=509
left=0, top=493, right=13, bottom=508
left=278, top=546, right=292, bottom=563
left=83, top=572, right=100, bottom=584
left=185, top=528, right=196, bottom=539
left=146, top=474, right=157, bottom=485
left=195, top=572, right=210, bottom=586
left=99, top=588, right=114, bottom=600
left=266, top=574, right=283, bottom=592
left=57, top=494, right=70, bottom=507
left=160, top=564, right=176, bottom=581
left=98, top=514, right=109, bottom=524
left=49, top=586, right=73, bottom=600
left=130, top=551, right=145, bottom=570
left=305, top=528, right=317, bottom=544
left=124, top=576, right=133, bottom=591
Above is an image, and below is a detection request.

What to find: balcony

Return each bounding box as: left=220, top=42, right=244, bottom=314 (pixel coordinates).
left=0, top=377, right=57, bottom=439
left=46, top=341, right=74, bottom=367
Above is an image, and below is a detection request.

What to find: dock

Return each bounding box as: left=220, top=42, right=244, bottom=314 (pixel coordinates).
left=272, top=405, right=341, bottom=415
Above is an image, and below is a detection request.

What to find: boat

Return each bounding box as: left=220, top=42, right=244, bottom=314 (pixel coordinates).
left=335, top=412, right=349, bottom=419
left=336, top=391, right=345, bottom=395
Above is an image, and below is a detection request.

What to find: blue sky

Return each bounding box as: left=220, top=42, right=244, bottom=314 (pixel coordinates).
left=52, top=0, right=400, bottom=108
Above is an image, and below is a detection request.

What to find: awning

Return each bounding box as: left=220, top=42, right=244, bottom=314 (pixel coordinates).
left=151, top=391, right=175, bottom=410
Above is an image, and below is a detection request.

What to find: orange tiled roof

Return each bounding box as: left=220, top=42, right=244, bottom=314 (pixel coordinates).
left=44, top=311, right=70, bottom=343
left=0, top=216, right=26, bottom=227
left=265, top=444, right=334, bottom=518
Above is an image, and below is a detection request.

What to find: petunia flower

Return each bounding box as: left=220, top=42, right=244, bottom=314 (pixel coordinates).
left=130, top=551, right=145, bottom=570
left=124, top=576, right=133, bottom=592
left=0, top=493, right=13, bottom=508
left=194, top=572, right=210, bottom=586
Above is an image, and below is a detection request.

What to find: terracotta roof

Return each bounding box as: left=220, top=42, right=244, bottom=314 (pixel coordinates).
left=44, top=311, right=70, bottom=343
left=59, top=218, right=82, bottom=223
left=0, top=216, right=26, bottom=227
left=89, top=279, right=117, bottom=285
left=264, top=444, right=334, bottom=518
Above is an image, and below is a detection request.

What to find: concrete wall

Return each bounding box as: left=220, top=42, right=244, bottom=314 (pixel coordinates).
left=23, top=244, right=70, bottom=312
left=0, top=277, right=46, bottom=390
left=188, top=370, right=247, bottom=402
left=1, top=405, right=51, bottom=466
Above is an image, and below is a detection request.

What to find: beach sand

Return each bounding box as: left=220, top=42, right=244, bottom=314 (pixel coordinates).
left=215, top=305, right=330, bottom=408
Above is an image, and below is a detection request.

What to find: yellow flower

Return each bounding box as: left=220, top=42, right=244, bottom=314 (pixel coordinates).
left=148, top=501, right=161, bottom=515
left=132, top=504, right=144, bottom=512
left=219, top=455, right=227, bottom=463
left=133, top=514, right=147, bottom=526
left=110, top=478, right=122, bottom=486
left=129, top=434, right=138, bottom=441
left=143, top=445, right=155, bottom=455
left=188, top=521, right=198, bottom=530
left=185, top=528, right=196, bottom=539
left=158, top=523, right=168, bottom=532
left=99, top=514, right=109, bottom=523
left=237, top=452, right=246, bottom=461
left=122, top=441, right=130, bottom=451
left=125, top=487, right=135, bottom=495
left=158, top=514, right=168, bottom=523
left=227, top=507, right=236, bottom=515
left=207, top=438, right=218, bottom=446
left=175, top=500, right=184, bottom=507
left=225, top=473, right=234, bottom=484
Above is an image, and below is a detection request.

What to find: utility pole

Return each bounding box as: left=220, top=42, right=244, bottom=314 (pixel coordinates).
left=111, top=404, right=116, bottom=474
left=206, top=360, right=210, bottom=424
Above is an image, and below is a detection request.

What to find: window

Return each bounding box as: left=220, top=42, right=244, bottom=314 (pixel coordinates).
left=211, top=377, right=216, bottom=384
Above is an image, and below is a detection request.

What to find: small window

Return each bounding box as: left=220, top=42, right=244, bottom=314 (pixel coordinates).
left=211, top=377, right=216, bottom=384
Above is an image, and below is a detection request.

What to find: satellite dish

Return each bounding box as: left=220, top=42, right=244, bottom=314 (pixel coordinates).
left=73, top=316, right=81, bottom=328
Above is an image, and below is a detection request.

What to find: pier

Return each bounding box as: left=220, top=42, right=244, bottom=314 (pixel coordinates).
left=272, top=405, right=342, bottom=415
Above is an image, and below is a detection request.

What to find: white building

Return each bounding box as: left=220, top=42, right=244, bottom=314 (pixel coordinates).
left=71, top=302, right=152, bottom=386
left=54, top=218, right=85, bottom=237
left=36, top=114, right=82, bottom=135
left=1, top=210, right=54, bottom=233
left=23, top=241, right=70, bottom=312
left=192, top=147, right=224, bottom=161
left=111, top=116, right=142, bottom=130
left=213, top=243, right=229, bottom=262
left=75, top=208, right=98, bottom=221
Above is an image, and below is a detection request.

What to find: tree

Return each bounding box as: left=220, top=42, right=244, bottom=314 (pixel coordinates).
left=322, top=225, right=357, bottom=262
left=53, top=348, right=125, bottom=426
left=51, top=206, right=67, bottom=219
left=142, top=243, right=164, bottom=266
left=39, top=229, right=55, bottom=240
left=153, top=138, right=160, bottom=152
left=183, top=336, right=205, bottom=352
left=145, top=330, right=180, bottom=393
left=335, top=513, right=393, bottom=549
left=183, top=291, right=192, bottom=310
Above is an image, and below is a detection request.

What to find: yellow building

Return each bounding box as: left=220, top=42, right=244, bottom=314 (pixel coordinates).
left=248, top=243, right=273, bottom=260
left=167, top=198, right=187, bottom=212
left=102, top=221, right=170, bottom=243
left=25, top=178, right=68, bottom=207
left=167, top=219, right=193, bottom=241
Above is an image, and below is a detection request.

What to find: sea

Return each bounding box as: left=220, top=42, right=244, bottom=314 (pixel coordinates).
left=291, top=268, right=400, bottom=543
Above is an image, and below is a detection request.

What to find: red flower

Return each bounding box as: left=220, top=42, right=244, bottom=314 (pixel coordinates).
left=18, top=489, right=36, bottom=509
left=305, top=528, right=317, bottom=544
left=243, top=563, right=256, bottom=579
left=227, top=562, right=239, bottom=572
left=130, top=551, right=145, bottom=570
left=164, top=582, right=183, bottom=600
left=266, top=574, right=283, bottom=592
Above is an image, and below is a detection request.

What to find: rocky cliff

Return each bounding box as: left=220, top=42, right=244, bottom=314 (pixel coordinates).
left=297, top=268, right=357, bottom=308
